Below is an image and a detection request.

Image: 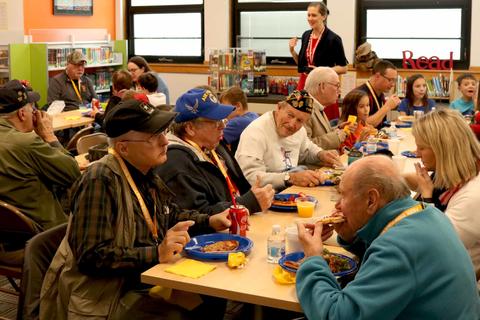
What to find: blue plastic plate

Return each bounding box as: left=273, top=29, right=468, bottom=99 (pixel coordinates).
left=279, top=251, right=357, bottom=277
left=184, top=233, right=253, bottom=261
left=270, top=193, right=318, bottom=212
left=384, top=120, right=412, bottom=128
left=401, top=150, right=419, bottom=158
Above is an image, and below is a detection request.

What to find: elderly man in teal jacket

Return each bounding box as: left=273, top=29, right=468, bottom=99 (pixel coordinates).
left=296, top=155, right=480, bottom=319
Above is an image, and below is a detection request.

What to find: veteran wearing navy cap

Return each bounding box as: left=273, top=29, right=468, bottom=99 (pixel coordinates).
left=155, top=88, right=274, bottom=217
left=0, top=80, right=80, bottom=233
left=236, top=90, right=341, bottom=191
left=41, top=97, right=231, bottom=319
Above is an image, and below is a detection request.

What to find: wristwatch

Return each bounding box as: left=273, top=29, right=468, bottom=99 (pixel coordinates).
left=284, top=173, right=292, bottom=187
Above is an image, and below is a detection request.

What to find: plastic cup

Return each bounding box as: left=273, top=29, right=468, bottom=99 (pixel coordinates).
left=295, top=198, right=315, bottom=218
left=285, top=226, right=303, bottom=253
left=388, top=139, right=401, bottom=155
left=392, top=155, right=406, bottom=172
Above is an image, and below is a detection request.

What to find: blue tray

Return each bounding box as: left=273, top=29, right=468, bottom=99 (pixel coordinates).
left=401, top=150, right=419, bottom=158
left=279, top=251, right=357, bottom=277
left=270, top=193, right=317, bottom=212
left=184, top=233, right=253, bottom=261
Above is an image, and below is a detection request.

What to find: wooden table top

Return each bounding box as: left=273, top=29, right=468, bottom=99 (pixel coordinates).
left=52, top=109, right=94, bottom=131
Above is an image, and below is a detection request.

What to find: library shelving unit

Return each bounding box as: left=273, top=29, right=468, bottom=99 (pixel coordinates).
left=208, top=48, right=267, bottom=96
left=8, top=29, right=127, bottom=107
left=0, top=45, right=9, bottom=85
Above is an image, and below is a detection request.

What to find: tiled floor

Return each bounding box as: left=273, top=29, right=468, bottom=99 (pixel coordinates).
left=0, top=277, right=18, bottom=320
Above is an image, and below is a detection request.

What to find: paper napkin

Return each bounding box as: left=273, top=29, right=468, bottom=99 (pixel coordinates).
left=165, top=259, right=216, bottom=279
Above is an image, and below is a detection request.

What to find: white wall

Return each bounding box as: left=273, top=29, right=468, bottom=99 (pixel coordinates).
left=0, top=0, right=24, bottom=44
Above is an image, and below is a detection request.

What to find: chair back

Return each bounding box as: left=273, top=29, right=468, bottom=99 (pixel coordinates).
left=76, top=132, right=108, bottom=154
left=18, top=223, right=67, bottom=320
left=0, top=201, right=37, bottom=245
left=65, top=126, right=95, bottom=153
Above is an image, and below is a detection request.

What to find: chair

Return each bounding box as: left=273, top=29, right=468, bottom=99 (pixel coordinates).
left=17, top=223, right=67, bottom=320
left=65, top=126, right=95, bottom=153
left=0, top=201, right=38, bottom=296
left=76, top=132, right=108, bottom=154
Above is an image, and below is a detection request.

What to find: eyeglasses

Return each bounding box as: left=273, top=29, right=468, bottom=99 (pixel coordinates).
left=128, top=67, right=140, bottom=73
left=120, top=129, right=168, bottom=144
left=381, top=74, right=397, bottom=83
left=194, top=118, right=228, bottom=129
left=324, top=81, right=341, bottom=89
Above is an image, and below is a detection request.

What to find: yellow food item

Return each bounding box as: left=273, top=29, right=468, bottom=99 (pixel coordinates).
left=273, top=265, right=296, bottom=284
left=227, top=252, right=246, bottom=268
left=347, top=115, right=357, bottom=124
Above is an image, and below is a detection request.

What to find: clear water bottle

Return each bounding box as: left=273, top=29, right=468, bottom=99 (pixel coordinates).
left=267, top=224, right=285, bottom=263
left=389, top=122, right=397, bottom=138
left=365, top=136, right=377, bottom=154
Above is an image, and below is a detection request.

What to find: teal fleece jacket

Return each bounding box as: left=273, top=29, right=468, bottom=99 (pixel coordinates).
left=296, top=197, right=480, bottom=319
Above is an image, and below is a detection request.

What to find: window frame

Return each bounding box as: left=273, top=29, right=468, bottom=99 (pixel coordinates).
left=232, top=1, right=322, bottom=65
left=126, top=1, right=205, bottom=64
left=356, top=0, right=471, bottom=69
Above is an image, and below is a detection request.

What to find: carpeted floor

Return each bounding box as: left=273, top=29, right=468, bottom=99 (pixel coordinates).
left=0, top=276, right=18, bottom=320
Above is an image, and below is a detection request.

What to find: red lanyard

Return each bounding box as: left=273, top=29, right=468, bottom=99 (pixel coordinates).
left=306, top=29, right=323, bottom=67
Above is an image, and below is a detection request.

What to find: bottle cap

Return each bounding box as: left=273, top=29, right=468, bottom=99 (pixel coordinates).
left=272, top=224, right=281, bottom=233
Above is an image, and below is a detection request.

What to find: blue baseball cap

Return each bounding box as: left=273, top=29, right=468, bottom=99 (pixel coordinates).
left=174, top=88, right=234, bottom=123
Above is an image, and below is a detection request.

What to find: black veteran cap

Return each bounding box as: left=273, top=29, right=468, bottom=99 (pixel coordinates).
left=284, top=90, right=313, bottom=114
left=104, top=98, right=178, bottom=138
left=0, top=80, right=40, bottom=114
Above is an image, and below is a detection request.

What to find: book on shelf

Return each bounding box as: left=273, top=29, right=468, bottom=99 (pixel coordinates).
left=48, top=46, right=115, bottom=69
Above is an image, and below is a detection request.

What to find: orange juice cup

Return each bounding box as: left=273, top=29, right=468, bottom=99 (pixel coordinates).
left=295, top=197, right=315, bottom=218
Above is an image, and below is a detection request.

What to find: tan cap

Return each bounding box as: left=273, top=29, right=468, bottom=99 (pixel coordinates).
left=67, top=51, right=87, bottom=65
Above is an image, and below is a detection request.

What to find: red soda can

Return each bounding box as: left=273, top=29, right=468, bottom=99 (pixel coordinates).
left=229, top=205, right=248, bottom=237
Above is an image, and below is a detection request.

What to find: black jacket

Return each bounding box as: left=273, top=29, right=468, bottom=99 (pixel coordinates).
left=154, top=137, right=261, bottom=216
left=297, top=27, right=348, bottom=74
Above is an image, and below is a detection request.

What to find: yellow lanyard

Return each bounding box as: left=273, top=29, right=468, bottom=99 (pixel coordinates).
left=380, top=203, right=424, bottom=235
left=365, top=81, right=382, bottom=113
left=70, top=78, right=83, bottom=102
left=184, top=138, right=239, bottom=197
left=109, top=148, right=158, bottom=244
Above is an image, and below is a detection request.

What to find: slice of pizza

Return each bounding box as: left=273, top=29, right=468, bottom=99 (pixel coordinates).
left=202, top=240, right=240, bottom=252
left=317, top=215, right=346, bottom=224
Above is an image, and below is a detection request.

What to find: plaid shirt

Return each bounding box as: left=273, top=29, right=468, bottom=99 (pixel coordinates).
left=68, top=157, right=212, bottom=277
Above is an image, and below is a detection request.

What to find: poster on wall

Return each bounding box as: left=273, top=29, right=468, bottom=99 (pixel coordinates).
left=53, top=0, right=93, bottom=16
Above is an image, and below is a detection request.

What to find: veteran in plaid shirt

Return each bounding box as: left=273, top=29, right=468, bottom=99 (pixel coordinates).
left=40, top=97, right=231, bottom=320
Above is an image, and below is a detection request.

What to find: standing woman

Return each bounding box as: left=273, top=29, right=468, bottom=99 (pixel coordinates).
left=289, top=2, right=348, bottom=90
left=127, top=56, right=170, bottom=104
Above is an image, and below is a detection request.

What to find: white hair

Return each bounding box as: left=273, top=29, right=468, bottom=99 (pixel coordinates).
left=304, top=67, right=337, bottom=97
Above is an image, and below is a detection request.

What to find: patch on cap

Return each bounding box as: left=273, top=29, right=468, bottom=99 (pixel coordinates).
left=284, top=90, right=313, bottom=114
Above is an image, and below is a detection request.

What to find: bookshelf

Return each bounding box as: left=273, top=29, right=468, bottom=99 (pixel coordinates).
left=7, top=40, right=127, bottom=107
left=0, top=45, right=9, bottom=85
left=208, top=48, right=268, bottom=96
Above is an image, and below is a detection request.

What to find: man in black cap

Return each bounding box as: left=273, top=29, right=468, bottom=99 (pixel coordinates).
left=47, top=50, right=97, bottom=111
left=41, top=98, right=231, bottom=319
left=0, top=80, right=80, bottom=233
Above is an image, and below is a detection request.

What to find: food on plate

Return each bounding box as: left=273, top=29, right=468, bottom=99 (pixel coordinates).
left=317, top=215, right=346, bottom=224
left=375, top=129, right=389, bottom=140
left=203, top=240, right=239, bottom=252
left=272, top=192, right=307, bottom=207
left=317, top=169, right=343, bottom=185
left=284, top=250, right=352, bottom=274
left=398, top=115, right=414, bottom=122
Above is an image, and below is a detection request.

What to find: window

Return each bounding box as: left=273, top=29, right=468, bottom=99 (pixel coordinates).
left=126, top=0, right=204, bottom=63
left=357, top=0, right=471, bottom=69
left=233, top=1, right=319, bottom=65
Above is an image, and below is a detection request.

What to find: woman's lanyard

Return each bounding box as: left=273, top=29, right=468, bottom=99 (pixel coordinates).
left=380, top=203, right=424, bottom=235
left=109, top=148, right=159, bottom=245
left=184, top=138, right=240, bottom=197
left=365, top=81, right=382, bottom=113
left=70, top=78, right=83, bottom=103
left=306, top=28, right=323, bottom=67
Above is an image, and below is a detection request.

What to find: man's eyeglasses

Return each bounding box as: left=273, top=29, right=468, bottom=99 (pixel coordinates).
left=324, top=81, right=341, bottom=89
left=381, top=74, right=397, bottom=83
left=194, top=118, right=228, bottom=129
left=120, top=129, right=168, bottom=144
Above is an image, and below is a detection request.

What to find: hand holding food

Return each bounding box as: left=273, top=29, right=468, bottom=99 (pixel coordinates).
left=297, top=220, right=324, bottom=257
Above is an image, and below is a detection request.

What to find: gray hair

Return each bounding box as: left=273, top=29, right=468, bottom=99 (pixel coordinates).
left=352, top=157, right=411, bottom=203
left=304, top=67, right=336, bottom=97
